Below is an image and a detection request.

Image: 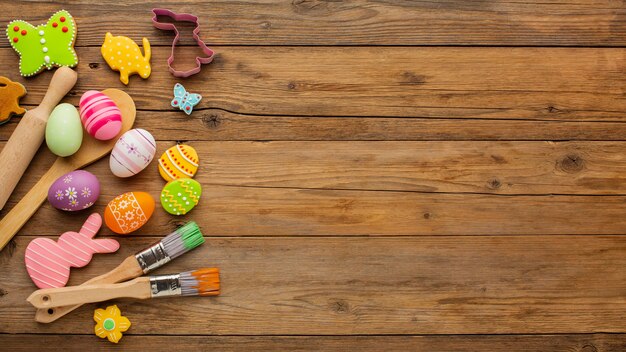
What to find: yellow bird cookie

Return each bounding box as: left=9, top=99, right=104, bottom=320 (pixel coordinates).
left=101, top=33, right=151, bottom=85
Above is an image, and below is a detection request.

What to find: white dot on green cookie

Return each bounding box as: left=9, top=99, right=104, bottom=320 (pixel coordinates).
left=44, top=56, right=50, bottom=63
left=43, top=47, right=48, bottom=53
left=39, top=30, right=44, bottom=35
left=40, top=38, right=45, bottom=44
left=177, top=193, right=181, bottom=196
left=182, top=197, right=187, bottom=201
left=186, top=202, right=189, bottom=205
left=169, top=204, right=173, bottom=207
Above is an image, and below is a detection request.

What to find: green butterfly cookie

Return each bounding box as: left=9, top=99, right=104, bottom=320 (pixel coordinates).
left=6, top=10, right=78, bottom=77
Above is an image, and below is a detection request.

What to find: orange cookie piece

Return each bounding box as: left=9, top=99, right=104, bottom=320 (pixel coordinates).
left=104, top=191, right=155, bottom=234
left=0, top=76, right=26, bottom=124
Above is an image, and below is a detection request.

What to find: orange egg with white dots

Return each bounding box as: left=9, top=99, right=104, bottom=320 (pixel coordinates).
left=158, top=144, right=199, bottom=182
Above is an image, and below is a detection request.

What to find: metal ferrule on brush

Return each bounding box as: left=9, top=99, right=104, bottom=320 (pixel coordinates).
left=135, top=242, right=172, bottom=274
left=150, top=274, right=182, bottom=298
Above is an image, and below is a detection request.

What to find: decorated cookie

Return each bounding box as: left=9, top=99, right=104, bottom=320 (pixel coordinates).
left=110, top=128, right=156, bottom=177
left=48, top=170, right=99, bottom=211
left=46, top=103, right=83, bottom=157
left=161, top=178, right=202, bottom=215
left=24, top=213, right=119, bottom=289
left=79, top=90, right=122, bottom=140
left=6, top=10, right=78, bottom=77
left=101, top=33, right=151, bottom=85
left=0, top=76, right=26, bottom=124
left=172, top=83, right=201, bottom=115
left=104, top=191, right=155, bottom=234
left=94, top=305, right=131, bottom=344
left=158, top=144, right=199, bottom=182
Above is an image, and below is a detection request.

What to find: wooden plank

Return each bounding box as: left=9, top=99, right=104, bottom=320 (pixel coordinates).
left=1, top=236, right=625, bottom=334
left=5, top=140, right=626, bottom=236
left=1, top=334, right=624, bottom=351
left=12, top=180, right=626, bottom=237
left=6, top=111, right=626, bottom=142
left=3, top=47, right=626, bottom=120
left=0, top=1, right=624, bottom=46
left=5, top=140, right=626, bottom=196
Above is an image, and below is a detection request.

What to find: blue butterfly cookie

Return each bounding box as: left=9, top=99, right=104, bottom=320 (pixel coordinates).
left=171, top=83, right=201, bottom=115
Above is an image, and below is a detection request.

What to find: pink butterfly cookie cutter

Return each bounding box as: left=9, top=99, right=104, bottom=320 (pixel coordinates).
left=151, top=8, right=215, bottom=78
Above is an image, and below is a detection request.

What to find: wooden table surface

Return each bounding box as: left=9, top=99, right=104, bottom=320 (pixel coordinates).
left=1, top=1, right=626, bottom=350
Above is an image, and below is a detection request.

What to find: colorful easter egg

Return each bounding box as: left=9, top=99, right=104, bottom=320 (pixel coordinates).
left=79, top=90, right=122, bottom=140
left=109, top=128, right=156, bottom=178
left=160, top=178, right=202, bottom=215
left=45, top=103, right=83, bottom=157
left=104, top=191, right=155, bottom=234
left=158, top=144, right=199, bottom=182
left=47, top=170, right=100, bottom=211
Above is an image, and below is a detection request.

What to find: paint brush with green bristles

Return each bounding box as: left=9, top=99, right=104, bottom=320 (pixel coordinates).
left=34, top=221, right=205, bottom=323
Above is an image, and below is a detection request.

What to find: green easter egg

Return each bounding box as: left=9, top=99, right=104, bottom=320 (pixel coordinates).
left=45, top=103, right=82, bottom=157
left=160, top=178, right=202, bottom=215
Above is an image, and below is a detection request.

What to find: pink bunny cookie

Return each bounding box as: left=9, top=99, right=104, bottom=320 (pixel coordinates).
left=24, top=213, right=119, bottom=289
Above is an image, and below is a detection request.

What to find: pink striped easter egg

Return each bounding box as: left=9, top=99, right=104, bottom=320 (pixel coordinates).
left=109, top=128, right=156, bottom=178
left=79, top=90, right=123, bottom=140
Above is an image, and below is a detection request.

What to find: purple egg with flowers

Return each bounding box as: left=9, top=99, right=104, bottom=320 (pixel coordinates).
left=47, top=170, right=100, bottom=211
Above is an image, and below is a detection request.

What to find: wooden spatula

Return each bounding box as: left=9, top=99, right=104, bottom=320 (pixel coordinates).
left=0, top=89, right=136, bottom=251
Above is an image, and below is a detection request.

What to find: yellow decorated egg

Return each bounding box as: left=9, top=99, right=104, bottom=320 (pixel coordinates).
left=158, top=144, right=199, bottom=182
left=104, top=191, right=155, bottom=234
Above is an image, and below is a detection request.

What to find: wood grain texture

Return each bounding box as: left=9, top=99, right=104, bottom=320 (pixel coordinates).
left=1, top=236, right=625, bottom=335
left=7, top=140, right=626, bottom=196
left=3, top=47, right=626, bottom=120
left=5, top=140, right=626, bottom=237
left=0, top=0, right=625, bottom=46
left=1, top=334, right=624, bottom=352
left=2, top=0, right=626, bottom=348
left=6, top=111, right=626, bottom=142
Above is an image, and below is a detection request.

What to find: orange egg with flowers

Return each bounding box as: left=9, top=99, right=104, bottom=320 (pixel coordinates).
left=104, top=192, right=155, bottom=234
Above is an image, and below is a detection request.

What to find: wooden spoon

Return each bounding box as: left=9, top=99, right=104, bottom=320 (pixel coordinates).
left=0, top=89, right=136, bottom=251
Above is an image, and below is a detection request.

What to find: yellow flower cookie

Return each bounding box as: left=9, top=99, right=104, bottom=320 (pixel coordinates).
left=94, top=304, right=131, bottom=343
left=101, top=33, right=151, bottom=85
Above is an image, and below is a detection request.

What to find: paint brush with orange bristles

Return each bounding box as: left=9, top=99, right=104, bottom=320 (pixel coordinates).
left=28, top=268, right=220, bottom=309
left=35, top=221, right=205, bottom=323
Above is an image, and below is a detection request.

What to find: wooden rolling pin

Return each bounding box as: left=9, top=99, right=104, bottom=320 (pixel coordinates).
left=0, top=67, right=77, bottom=210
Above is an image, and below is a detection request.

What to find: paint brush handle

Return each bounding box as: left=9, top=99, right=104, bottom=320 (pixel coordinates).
left=0, top=67, right=77, bottom=211
left=35, top=256, right=144, bottom=323
left=28, top=277, right=151, bottom=309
